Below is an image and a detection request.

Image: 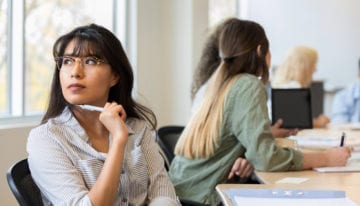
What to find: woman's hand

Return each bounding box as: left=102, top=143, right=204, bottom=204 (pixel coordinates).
left=313, top=114, right=330, bottom=128
left=99, top=102, right=128, bottom=144
left=271, top=118, right=298, bottom=138
left=324, top=147, right=352, bottom=167
left=90, top=102, right=128, bottom=205
left=228, top=157, right=254, bottom=179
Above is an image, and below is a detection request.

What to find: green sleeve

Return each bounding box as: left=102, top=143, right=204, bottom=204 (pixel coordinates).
left=223, top=75, right=303, bottom=171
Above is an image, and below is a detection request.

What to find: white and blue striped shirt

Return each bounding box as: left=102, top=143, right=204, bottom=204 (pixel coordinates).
left=27, top=108, right=179, bottom=206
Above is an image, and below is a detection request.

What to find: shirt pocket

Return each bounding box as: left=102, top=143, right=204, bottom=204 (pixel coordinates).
left=77, top=158, right=104, bottom=189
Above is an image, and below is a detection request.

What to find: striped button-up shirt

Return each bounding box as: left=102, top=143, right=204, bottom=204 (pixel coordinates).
left=27, top=108, right=179, bottom=206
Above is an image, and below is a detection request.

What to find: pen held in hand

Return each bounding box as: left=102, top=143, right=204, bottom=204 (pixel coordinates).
left=340, top=132, right=345, bottom=147
left=77, top=104, right=104, bottom=112
left=77, top=104, right=126, bottom=120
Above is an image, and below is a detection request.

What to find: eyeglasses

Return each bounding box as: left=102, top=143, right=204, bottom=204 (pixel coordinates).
left=54, top=56, right=108, bottom=72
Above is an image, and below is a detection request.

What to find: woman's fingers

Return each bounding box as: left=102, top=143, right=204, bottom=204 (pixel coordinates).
left=228, top=158, right=254, bottom=179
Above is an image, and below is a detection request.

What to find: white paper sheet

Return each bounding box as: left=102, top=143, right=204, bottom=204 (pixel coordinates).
left=233, top=196, right=357, bottom=206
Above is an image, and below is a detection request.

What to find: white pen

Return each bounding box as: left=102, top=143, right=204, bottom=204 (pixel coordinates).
left=77, top=104, right=104, bottom=112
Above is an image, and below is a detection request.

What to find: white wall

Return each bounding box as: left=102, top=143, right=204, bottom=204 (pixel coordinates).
left=241, top=0, right=360, bottom=89
left=0, top=125, right=33, bottom=205
left=133, top=0, right=208, bottom=127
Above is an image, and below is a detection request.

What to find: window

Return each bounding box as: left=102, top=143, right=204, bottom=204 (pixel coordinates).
left=0, top=0, right=126, bottom=121
left=0, top=0, right=8, bottom=115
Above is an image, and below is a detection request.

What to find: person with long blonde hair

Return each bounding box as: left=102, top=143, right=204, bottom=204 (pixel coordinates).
left=168, top=19, right=351, bottom=206
left=272, top=46, right=318, bottom=88
left=271, top=46, right=329, bottom=128
left=192, top=18, right=298, bottom=137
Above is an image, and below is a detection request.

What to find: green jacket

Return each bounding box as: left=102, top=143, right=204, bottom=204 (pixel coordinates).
left=169, top=74, right=303, bottom=205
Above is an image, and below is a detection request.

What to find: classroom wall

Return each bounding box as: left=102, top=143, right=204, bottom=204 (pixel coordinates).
left=241, top=0, right=360, bottom=89
left=0, top=125, right=32, bottom=205
left=133, top=0, right=208, bottom=127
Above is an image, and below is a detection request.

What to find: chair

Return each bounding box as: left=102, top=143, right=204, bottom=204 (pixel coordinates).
left=156, top=126, right=209, bottom=206
left=6, top=158, right=44, bottom=206
left=156, top=125, right=185, bottom=166
left=310, top=80, right=324, bottom=118
left=180, top=199, right=210, bottom=206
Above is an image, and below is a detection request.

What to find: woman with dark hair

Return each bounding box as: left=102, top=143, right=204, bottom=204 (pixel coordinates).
left=27, top=24, right=179, bottom=206
left=169, top=18, right=351, bottom=205
left=190, top=19, right=224, bottom=101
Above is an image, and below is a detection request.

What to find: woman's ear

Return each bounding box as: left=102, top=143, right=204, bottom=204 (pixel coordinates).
left=110, top=74, right=120, bottom=87
left=257, top=45, right=262, bottom=57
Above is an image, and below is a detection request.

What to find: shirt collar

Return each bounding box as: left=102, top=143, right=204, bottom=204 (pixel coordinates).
left=57, top=107, right=135, bottom=143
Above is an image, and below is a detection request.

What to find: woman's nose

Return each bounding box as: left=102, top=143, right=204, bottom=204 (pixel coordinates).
left=70, top=60, right=84, bottom=78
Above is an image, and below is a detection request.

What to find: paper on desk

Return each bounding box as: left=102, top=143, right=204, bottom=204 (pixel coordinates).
left=314, top=166, right=360, bottom=173
left=276, top=177, right=309, bottom=184
left=328, top=123, right=360, bottom=130
left=225, top=189, right=357, bottom=206
left=288, top=135, right=360, bottom=149
left=233, top=196, right=356, bottom=206
left=288, top=135, right=339, bottom=148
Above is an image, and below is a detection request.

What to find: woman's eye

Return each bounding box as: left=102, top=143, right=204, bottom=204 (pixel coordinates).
left=63, top=58, right=74, bottom=65
left=85, top=57, right=97, bottom=65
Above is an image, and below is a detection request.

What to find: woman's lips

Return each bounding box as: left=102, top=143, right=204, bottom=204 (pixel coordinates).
left=68, top=83, right=85, bottom=91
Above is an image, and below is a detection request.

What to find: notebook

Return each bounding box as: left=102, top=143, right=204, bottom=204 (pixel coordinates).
left=224, top=188, right=357, bottom=206
left=271, top=88, right=313, bottom=129
left=314, top=166, right=360, bottom=173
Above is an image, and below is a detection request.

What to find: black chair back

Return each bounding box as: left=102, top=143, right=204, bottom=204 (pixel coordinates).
left=6, top=158, right=44, bottom=206
left=157, top=125, right=185, bottom=166
left=157, top=126, right=210, bottom=205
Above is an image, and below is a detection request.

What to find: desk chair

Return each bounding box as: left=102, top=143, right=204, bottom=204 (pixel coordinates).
left=156, top=125, right=185, bottom=167
left=310, top=80, right=324, bottom=118
left=156, top=126, right=209, bottom=206
left=6, top=158, right=44, bottom=206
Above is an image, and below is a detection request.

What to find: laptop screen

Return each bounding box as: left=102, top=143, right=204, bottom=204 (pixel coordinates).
left=271, top=88, right=313, bottom=129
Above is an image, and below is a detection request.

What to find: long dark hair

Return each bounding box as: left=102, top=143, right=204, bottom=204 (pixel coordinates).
left=190, top=18, right=234, bottom=100
left=42, top=24, right=157, bottom=129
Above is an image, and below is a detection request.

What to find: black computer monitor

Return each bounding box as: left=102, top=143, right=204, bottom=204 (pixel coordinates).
left=271, top=88, right=313, bottom=129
